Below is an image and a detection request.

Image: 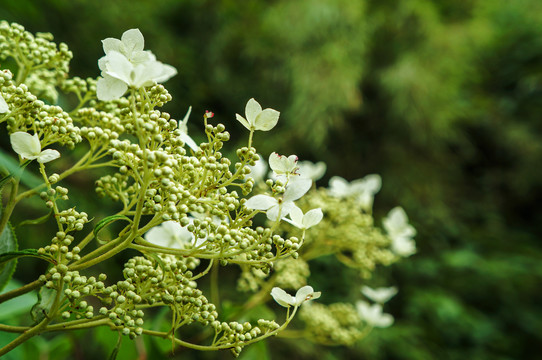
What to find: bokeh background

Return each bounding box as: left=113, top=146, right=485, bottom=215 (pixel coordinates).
left=1, top=0, right=542, bottom=359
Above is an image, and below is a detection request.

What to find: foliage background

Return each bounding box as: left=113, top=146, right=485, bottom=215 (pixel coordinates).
left=1, top=0, right=541, bottom=359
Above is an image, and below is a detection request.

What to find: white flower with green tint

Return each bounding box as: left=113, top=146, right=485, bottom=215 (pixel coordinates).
left=145, top=219, right=206, bottom=249
left=383, top=207, right=416, bottom=257
left=284, top=205, right=323, bottom=230
left=297, top=160, right=326, bottom=181
left=245, top=178, right=312, bottom=221
left=361, top=286, right=398, bottom=304
left=10, top=132, right=60, bottom=163
left=269, top=152, right=298, bottom=176
left=96, top=29, right=177, bottom=101
left=356, top=301, right=394, bottom=328
left=270, top=286, right=321, bottom=307
left=235, top=98, right=280, bottom=131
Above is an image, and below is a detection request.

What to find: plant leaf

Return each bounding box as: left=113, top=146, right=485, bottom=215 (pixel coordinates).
left=93, top=215, right=131, bottom=244
left=0, top=249, right=56, bottom=266
left=15, top=210, right=53, bottom=228
left=0, top=216, right=17, bottom=292
left=31, top=286, right=58, bottom=323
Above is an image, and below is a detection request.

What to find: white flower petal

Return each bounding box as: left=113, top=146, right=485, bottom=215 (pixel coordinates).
left=96, top=75, right=128, bottom=101
left=288, top=205, right=304, bottom=227
left=254, top=108, right=280, bottom=131
left=361, top=286, right=398, bottom=304
left=180, top=133, right=199, bottom=151
left=245, top=195, right=277, bottom=211
left=235, top=114, right=251, bottom=130
left=121, top=29, right=145, bottom=54
left=245, top=98, right=262, bottom=125
left=283, top=178, right=312, bottom=202
left=0, top=94, right=9, bottom=113
left=298, top=161, right=326, bottom=181
left=37, top=149, right=60, bottom=163
left=103, top=51, right=134, bottom=84
left=153, top=63, right=177, bottom=83
left=10, top=132, right=41, bottom=159
left=270, top=287, right=295, bottom=307
left=303, top=208, right=323, bottom=229
left=391, top=236, right=416, bottom=257
left=101, top=38, right=123, bottom=55
left=328, top=176, right=350, bottom=198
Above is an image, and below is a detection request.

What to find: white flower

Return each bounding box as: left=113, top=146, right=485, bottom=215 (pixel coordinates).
left=356, top=301, right=394, bottom=328
left=100, top=28, right=152, bottom=64
left=383, top=207, right=416, bottom=257
left=269, top=152, right=298, bottom=176
left=361, top=286, right=398, bottom=304
left=247, top=154, right=268, bottom=184
left=235, top=98, right=280, bottom=131
left=245, top=178, right=312, bottom=221
left=328, top=174, right=381, bottom=210
left=10, top=132, right=60, bottom=163
left=96, top=29, right=177, bottom=101
left=270, top=285, right=321, bottom=307
left=0, top=94, right=9, bottom=113
left=297, top=160, right=326, bottom=181
left=145, top=219, right=205, bottom=249
left=284, top=205, right=323, bottom=230
left=178, top=106, right=199, bottom=151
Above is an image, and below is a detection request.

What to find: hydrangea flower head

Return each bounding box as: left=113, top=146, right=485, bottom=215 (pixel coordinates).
left=235, top=98, right=280, bottom=131
left=10, top=132, right=60, bottom=163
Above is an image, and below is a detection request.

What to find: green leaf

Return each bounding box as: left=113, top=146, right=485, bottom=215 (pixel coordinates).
left=15, top=210, right=53, bottom=228
left=0, top=249, right=56, bottom=266
left=94, top=215, right=131, bottom=244
left=31, top=286, right=58, bottom=323
left=0, top=279, right=37, bottom=322
left=0, top=218, right=18, bottom=292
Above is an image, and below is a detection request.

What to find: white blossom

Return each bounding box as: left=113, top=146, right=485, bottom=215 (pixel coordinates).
left=356, top=301, right=394, bottom=328
left=284, top=205, right=323, bottom=230
left=270, top=286, right=321, bottom=307
left=10, top=132, right=60, bottom=163
left=361, top=286, right=398, bottom=304
left=269, top=152, right=298, bottom=176
left=328, top=174, right=381, bottom=210
left=383, top=207, right=416, bottom=257
left=96, top=29, right=177, bottom=101
left=0, top=94, right=9, bottom=113
left=235, top=98, right=279, bottom=131
left=245, top=178, right=311, bottom=221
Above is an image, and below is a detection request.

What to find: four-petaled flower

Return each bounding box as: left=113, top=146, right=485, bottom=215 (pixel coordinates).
left=328, top=174, right=381, bottom=210
left=383, top=207, right=416, bottom=257
left=269, top=152, right=298, bottom=176
left=245, top=178, right=312, bottom=221
left=356, top=301, right=394, bottom=328
left=235, top=98, right=280, bottom=131
left=10, top=132, right=60, bottom=163
left=361, top=286, right=398, bottom=304
left=284, top=205, right=323, bottom=230
left=96, top=29, right=177, bottom=101
left=270, top=286, right=321, bottom=307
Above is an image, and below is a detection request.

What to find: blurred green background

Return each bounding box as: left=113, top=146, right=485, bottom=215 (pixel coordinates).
left=1, top=0, right=542, bottom=359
